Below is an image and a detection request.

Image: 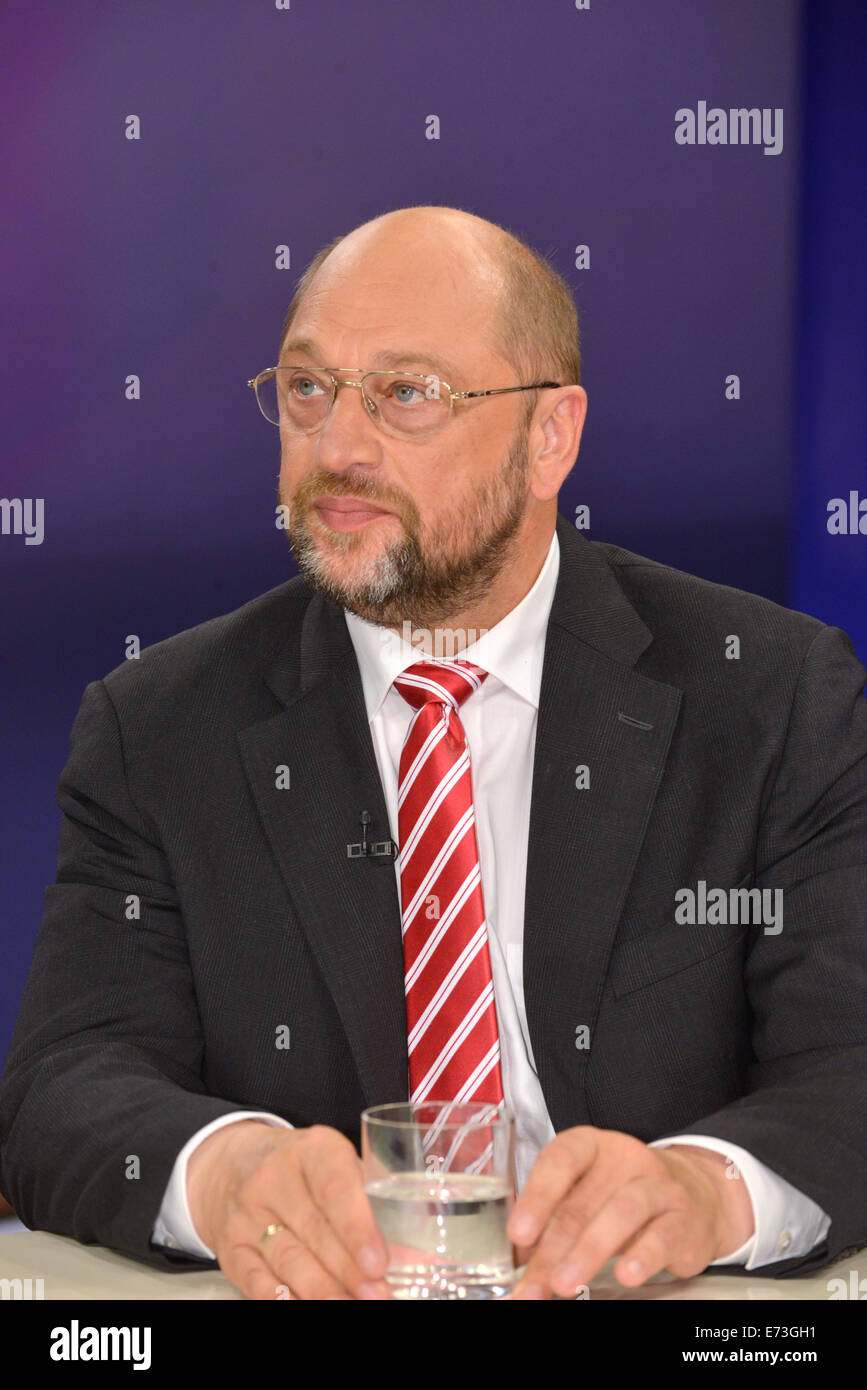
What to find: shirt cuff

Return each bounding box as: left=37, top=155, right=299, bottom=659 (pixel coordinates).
left=151, top=1111, right=294, bottom=1260
left=649, top=1134, right=831, bottom=1270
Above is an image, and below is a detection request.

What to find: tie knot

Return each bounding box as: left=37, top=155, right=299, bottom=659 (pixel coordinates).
left=393, top=659, right=488, bottom=712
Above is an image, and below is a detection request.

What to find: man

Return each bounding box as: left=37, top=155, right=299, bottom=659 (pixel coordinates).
left=1, top=205, right=865, bottom=1301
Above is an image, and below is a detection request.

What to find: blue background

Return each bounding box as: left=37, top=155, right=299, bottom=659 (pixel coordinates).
left=1, top=0, right=864, bottom=1056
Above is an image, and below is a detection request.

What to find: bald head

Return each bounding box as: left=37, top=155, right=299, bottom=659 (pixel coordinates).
left=318, top=204, right=510, bottom=280
left=277, top=204, right=581, bottom=396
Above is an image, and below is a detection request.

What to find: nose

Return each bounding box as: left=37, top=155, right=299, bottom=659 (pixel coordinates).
left=313, top=376, right=383, bottom=471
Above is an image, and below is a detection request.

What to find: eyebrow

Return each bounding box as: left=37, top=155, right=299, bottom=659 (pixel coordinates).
left=280, top=337, right=462, bottom=381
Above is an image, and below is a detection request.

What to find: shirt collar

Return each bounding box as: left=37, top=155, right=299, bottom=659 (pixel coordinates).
left=343, top=528, right=561, bottom=721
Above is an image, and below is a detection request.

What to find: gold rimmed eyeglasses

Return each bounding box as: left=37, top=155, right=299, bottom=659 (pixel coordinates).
left=246, top=365, right=562, bottom=440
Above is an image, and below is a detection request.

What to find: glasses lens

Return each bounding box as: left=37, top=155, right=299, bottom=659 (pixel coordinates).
left=257, top=368, right=334, bottom=428
left=366, top=372, right=449, bottom=437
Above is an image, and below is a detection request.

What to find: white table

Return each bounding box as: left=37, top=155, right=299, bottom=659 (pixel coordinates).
left=1, top=1230, right=864, bottom=1300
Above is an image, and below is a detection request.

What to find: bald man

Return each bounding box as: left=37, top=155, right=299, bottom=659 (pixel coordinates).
left=1, top=206, right=865, bottom=1300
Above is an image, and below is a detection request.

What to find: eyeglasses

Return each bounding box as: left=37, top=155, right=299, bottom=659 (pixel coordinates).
left=246, top=365, right=562, bottom=441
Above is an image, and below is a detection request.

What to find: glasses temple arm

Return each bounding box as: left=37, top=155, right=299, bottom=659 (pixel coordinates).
left=455, top=383, right=561, bottom=400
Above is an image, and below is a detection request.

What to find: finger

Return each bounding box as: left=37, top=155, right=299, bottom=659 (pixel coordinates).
left=511, top=1151, right=633, bottom=1298
left=215, top=1178, right=389, bottom=1303
left=300, top=1133, right=390, bottom=1282
left=513, top=1241, right=535, bottom=1269
left=221, top=1215, right=391, bottom=1302
left=507, top=1128, right=599, bottom=1248
left=216, top=1199, right=280, bottom=1297
left=223, top=1241, right=285, bottom=1300
left=229, top=1234, right=356, bottom=1300
left=217, top=1133, right=392, bottom=1299
left=511, top=1155, right=633, bottom=1291
left=612, top=1209, right=699, bottom=1286
left=509, top=1133, right=695, bottom=1298
left=273, top=1153, right=391, bottom=1297
left=546, top=1175, right=680, bottom=1297
left=215, top=1207, right=323, bottom=1301
left=266, top=1218, right=392, bottom=1300
left=264, top=1232, right=390, bottom=1300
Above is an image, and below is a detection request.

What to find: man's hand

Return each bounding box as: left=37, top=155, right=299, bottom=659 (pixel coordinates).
left=507, top=1127, right=755, bottom=1299
left=186, top=1120, right=392, bottom=1300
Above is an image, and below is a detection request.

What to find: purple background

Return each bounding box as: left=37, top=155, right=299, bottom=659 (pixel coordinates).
left=1, top=0, right=864, bottom=1056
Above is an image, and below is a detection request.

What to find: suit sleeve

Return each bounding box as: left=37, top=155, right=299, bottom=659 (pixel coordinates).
left=0, top=679, right=272, bottom=1271
left=649, top=1135, right=830, bottom=1267
left=666, top=623, right=867, bottom=1276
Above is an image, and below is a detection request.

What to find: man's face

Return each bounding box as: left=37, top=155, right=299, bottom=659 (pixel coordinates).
left=276, top=233, right=535, bottom=629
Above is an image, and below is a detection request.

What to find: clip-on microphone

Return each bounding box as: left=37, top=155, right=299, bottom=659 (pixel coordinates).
left=347, top=810, right=398, bottom=861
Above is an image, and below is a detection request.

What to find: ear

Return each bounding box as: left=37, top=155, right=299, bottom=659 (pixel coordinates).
left=529, top=386, right=588, bottom=501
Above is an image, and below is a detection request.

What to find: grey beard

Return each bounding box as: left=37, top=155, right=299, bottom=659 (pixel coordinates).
left=286, top=434, right=530, bottom=629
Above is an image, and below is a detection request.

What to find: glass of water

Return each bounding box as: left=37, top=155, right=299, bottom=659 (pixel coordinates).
left=361, top=1100, right=516, bottom=1300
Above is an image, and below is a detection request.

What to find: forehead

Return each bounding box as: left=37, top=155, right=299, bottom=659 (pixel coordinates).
left=284, top=237, right=507, bottom=376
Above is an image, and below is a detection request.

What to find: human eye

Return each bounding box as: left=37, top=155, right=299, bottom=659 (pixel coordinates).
left=288, top=369, right=327, bottom=398
left=386, top=376, right=428, bottom=405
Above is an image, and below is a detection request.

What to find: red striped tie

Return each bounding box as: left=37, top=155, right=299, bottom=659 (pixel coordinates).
left=393, top=660, right=504, bottom=1105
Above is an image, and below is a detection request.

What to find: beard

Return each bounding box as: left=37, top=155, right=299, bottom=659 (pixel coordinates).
left=279, top=417, right=531, bottom=629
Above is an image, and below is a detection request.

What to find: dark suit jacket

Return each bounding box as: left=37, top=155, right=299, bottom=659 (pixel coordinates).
left=2, top=513, right=866, bottom=1277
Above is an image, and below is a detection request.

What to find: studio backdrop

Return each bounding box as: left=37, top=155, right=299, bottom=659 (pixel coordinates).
left=1, top=0, right=864, bottom=1055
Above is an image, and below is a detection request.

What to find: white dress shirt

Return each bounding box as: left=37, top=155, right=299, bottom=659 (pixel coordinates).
left=152, top=529, right=830, bottom=1269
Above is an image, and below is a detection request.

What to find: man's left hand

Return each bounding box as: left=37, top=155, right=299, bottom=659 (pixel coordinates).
left=507, top=1127, right=755, bottom=1299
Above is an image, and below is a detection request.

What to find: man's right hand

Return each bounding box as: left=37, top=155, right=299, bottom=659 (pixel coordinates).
left=186, top=1120, right=393, bottom=1300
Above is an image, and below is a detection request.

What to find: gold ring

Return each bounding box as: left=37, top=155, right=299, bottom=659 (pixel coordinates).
left=259, top=1223, right=286, bottom=1253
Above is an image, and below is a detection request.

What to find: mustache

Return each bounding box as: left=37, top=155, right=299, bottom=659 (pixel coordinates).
left=287, top=472, right=419, bottom=527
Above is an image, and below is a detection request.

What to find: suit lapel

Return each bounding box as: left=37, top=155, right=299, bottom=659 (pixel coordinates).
left=237, top=515, right=682, bottom=1132
left=237, top=592, right=409, bottom=1110
left=522, top=516, right=682, bottom=1134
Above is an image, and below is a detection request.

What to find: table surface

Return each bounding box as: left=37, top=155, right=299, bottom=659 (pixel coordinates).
left=1, top=1231, right=864, bottom=1300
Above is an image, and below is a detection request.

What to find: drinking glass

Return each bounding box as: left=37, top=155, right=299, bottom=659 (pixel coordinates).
left=361, top=1100, right=516, bottom=1300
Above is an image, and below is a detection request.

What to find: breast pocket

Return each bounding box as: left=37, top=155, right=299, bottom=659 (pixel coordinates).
left=609, top=873, right=753, bottom=999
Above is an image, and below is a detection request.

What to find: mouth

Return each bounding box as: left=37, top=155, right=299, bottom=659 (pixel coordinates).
left=310, top=494, right=395, bottom=533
